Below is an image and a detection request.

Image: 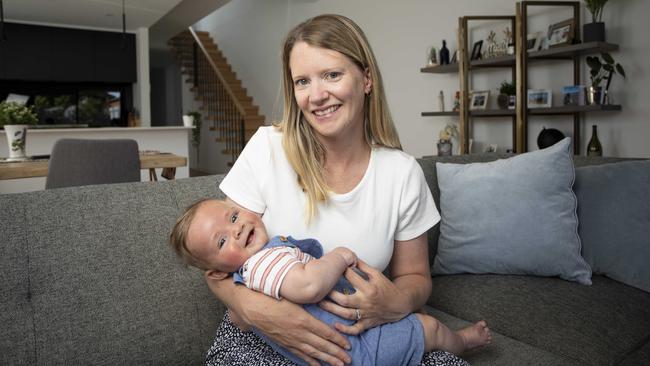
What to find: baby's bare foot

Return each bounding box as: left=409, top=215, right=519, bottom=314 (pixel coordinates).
left=458, top=320, right=492, bottom=351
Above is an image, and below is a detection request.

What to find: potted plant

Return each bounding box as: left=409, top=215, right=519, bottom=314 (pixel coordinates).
left=497, top=80, right=516, bottom=109
left=585, top=52, right=625, bottom=105
left=584, top=0, right=611, bottom=42
left=0, top=101, right=38, bottom=161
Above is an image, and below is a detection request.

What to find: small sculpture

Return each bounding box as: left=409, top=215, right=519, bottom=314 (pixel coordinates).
left=452, top=91, right=461, bottom=111
left=427, top=46, right=438, bottom=65
left=437, top=123, right=459, bottom=156
left=485, top=31, right=497, bottom=58
left=439, top=40, right=450, bottom=65
left=438, top=91, right=445, bottom=112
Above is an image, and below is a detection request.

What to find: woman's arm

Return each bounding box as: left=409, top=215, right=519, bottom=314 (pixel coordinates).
left=386, top=232, right=433, bottom=311
left=206, top=275, right=352, bottom=366
left=319, top=232, right=431, bottom=335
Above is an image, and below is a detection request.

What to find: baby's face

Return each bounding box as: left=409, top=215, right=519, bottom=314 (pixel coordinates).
left=186, top=200, right=269, bottom=273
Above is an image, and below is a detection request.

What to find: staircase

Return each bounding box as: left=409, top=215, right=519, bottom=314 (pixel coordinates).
left=168, top=28, right=265, bottom=165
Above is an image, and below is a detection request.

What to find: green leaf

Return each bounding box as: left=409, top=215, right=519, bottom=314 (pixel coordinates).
left=586, top=57, right=602, bottom=70
left=616, top=63, right=626, bottom=78
left=603, top=64, right=614, bottom=72
left=601, top=52, right=614, bottom=65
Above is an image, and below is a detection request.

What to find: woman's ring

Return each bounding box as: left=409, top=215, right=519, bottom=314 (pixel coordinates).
left=355, top=308, right=362, bottom=321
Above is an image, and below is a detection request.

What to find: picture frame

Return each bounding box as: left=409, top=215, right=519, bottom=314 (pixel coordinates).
left=561, top=85, right=585, bottom=106
left=526, top=32, right=542, bottom=52
left=470, top=90, right=490, bottom=110
left=527, top=89, right=552, bottom=108
left=547, top=18, right=574, bottom=48
left=470, top=40, right=483, bottom=61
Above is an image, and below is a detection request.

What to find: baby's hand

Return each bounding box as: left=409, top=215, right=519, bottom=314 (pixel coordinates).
left=332, top=247, right=358, bottom=267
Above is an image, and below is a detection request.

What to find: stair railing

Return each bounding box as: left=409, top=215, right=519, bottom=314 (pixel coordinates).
left=186, top=27, right=246, bottom=162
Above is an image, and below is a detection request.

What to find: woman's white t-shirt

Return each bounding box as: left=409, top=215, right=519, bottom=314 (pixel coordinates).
left=219, top=126, right=440, bottom=271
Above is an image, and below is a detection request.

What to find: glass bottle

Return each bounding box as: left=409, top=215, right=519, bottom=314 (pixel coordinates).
left=587, top=125, right=602, bottom=157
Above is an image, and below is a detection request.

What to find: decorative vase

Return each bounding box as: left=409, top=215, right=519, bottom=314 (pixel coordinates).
left=4, top=124, right=29, bottom=161
left=583, top=22, right=605, bottom=43
left=497, top=94, right=509, bottom=109
left=587, top=125, right=603, bottom=156
left=585, top=86, right=603, bottom=105
left=182, top=115, right=194, bottom=127
left=508, top=95, right=516, bottom=109
left=437, top=140, right=452, bottom=156
left=537, top=127, right=565, bottom=149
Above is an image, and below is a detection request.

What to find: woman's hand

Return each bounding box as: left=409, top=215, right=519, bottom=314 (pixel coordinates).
left=319, top=260, right=412, bottom=335
left=206, top=275, right=352, bottom=366
left=319, top=234, right=432, bottom=336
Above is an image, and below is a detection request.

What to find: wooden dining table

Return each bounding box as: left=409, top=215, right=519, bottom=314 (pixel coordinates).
left=0, top=153, right=187, bottom=181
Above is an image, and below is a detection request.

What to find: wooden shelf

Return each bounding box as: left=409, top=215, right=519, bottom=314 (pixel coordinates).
left=421, top=111, right=459, bottom=116
left=471, top=55, right=516, bottom=68
left=528, top=104, right=622, bottom=115
left=420, top=63, right=459, bottom=74
left=528, top=42, right=619, bottom=60
left=423, top=105, right=620, bottom=117
left=420, top=43, right=620, bottom=75
left=422, top=109, right=516, bottom=117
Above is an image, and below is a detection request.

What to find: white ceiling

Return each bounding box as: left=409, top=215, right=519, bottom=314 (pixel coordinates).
left=3, top=0, right=184, bottom=32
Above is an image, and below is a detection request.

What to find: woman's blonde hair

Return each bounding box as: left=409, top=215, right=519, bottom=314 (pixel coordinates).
left=279, top=14, right=401, bottom=222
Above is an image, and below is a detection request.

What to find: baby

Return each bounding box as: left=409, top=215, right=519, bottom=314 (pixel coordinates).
left=170, top=198, right=491, bottom=365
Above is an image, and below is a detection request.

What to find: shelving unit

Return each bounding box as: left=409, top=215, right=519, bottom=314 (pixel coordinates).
left=421, top=15, right=516, bottom=154
left=420, top=1, right=623, bottom=155
left=516, top=1, right=621, bottom=154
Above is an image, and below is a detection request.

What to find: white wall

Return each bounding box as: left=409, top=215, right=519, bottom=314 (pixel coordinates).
left=189, top=0, right=650, bottom=160
left=186, top=0, right=289, bottom=174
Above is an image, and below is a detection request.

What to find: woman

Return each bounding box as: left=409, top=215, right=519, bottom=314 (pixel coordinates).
left=205, top=14, right=469, bottom=366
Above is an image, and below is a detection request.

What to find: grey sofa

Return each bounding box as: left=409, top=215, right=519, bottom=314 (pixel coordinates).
left=2, top=154, right=649, bottom=365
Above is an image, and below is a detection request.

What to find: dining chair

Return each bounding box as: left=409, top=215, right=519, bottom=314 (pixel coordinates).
left=45, top=138, right=141, bottom=189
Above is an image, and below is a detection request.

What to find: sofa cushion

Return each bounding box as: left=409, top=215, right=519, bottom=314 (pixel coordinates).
left=428, top=274, right=650, bottom=366
left=1, top=176, right=227, bottom=365
left=0, top=194, right=36, bottom=365
left=574, top=161, right=650, bottom=292
left=432, top=138, right=592, bottom=284
left=417, top=155, right=637, bottom=270
left=424, top=306, right=578, bottom=366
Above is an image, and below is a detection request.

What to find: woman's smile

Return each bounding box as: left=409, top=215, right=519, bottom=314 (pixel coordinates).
left=312, top=104, right=341, bottom=118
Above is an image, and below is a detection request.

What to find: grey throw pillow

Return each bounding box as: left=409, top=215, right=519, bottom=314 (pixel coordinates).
left=575, top=161, right=650, bottom=292
left=433, top=137, right=592, bottom=284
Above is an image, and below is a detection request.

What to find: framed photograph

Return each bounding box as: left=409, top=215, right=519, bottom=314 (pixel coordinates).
left=470, top=90, right=490, bottom=110
left=547, top=19, right=574, bottom=48
left=526, top=32, right=542, bottom=52
left=527, top=89, right=552, bottom=108
left=470, top=40, right=483, bottom=61
left=562, top=85, right=585, bottom=106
